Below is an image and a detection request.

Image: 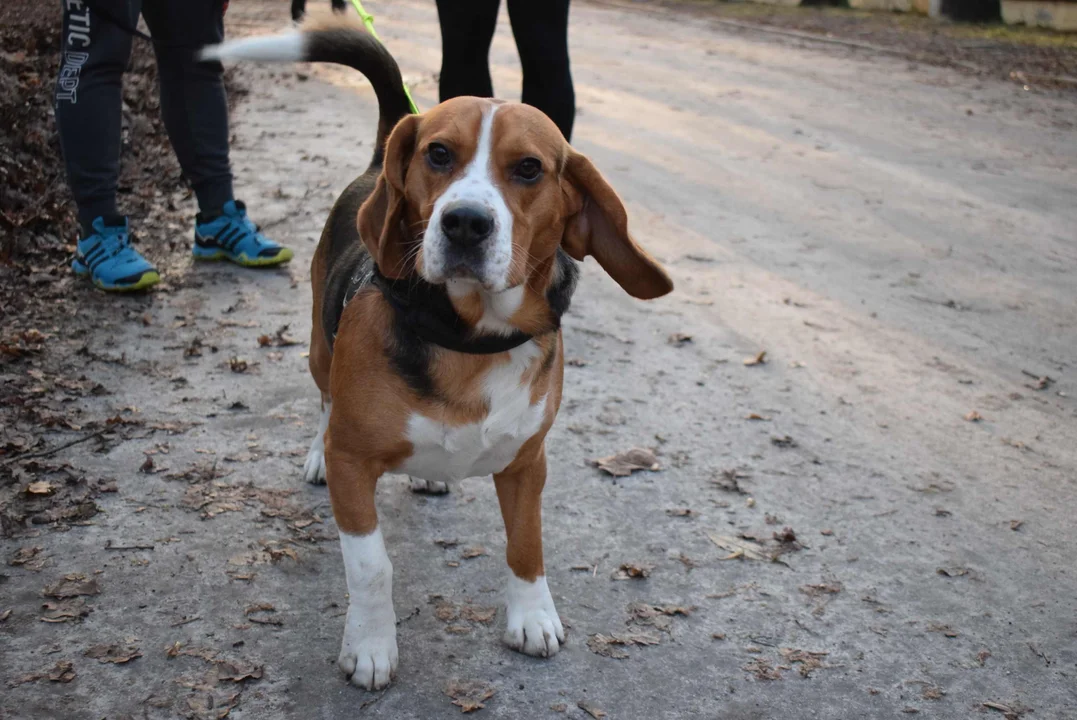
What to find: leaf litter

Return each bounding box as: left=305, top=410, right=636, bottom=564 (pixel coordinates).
left=43, top=573, right=100, bottom=598
left=626, top=602, right=694, bottom=633
left=586, top=631, right=661, bottom=659
left=85, top=642, right=142, bottom=664
left=446, top=680, right=495, bottom=713
left=8, top=660, right=76, bottom=687
left=611, top=562, right=653, bottom=580
left=591, top=448, right=660, bottom=477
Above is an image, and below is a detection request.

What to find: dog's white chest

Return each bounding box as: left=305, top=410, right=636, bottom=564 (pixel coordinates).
left=399, top=343, right=547, bottom=483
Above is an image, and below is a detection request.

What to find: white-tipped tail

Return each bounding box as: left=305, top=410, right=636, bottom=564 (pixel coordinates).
left=199, top=32, right=306, bottom=63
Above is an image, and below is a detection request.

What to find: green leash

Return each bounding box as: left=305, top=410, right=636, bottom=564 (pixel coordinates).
left=347, top=0, right=421, bottom=114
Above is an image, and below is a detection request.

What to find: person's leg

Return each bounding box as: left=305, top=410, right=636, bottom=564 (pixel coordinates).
left=435, top=0, right=500, bottom=101
left=331, top=0, right=346, bottom=13
left=142, top=0, right=292, bottom=267
left=292, top=0, right=306, bottom=22
left=57, top=0, right=159, bottom=291
left=55, top=0, right=136, bottom=234
left=506, top=0, right=575, bottom=141
left=140, top=0, right=233, bottom=218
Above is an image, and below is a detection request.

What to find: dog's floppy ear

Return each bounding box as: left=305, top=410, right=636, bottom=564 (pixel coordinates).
left=358, top=114, right=420, bottom=279
left=560, top=151, right=673, bottom=300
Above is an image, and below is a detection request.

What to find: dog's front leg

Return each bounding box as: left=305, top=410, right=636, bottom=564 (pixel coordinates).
left=326, top=449, right=397, bottom=690
left=493, top=443, right=565, bottom=657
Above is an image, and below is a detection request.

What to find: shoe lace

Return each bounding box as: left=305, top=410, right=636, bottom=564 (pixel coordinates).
left=96, top=229, right=132, bottom=260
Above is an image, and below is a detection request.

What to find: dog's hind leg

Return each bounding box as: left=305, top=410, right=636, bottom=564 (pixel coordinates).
left=303, top=393, right=330, bottom=485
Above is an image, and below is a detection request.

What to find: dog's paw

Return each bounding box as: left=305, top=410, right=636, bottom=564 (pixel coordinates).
left=408, top=476, right=449, bottom=495
left=303, top=433, right=326, bottom=485
left=338, top=616, right=398, bottom=690
left=503, top=575, right=564, bottom=658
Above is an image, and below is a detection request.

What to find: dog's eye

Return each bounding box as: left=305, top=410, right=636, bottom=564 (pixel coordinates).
left=512, top=158, right=543, bottom=183
left=427, top=143, right=452, bottom=170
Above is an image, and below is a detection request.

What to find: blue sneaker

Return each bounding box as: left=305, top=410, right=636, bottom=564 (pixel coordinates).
left=193, top=200, right=293, bottom=267
left=71, top=216, right=160, bottom=292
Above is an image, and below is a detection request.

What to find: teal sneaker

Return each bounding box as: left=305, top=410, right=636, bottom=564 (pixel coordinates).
left=193, top=200, right=293, bottom=267
left=71, top=216, right=160, bottom=292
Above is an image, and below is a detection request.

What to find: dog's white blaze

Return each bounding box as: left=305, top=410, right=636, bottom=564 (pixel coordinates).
left=338, top=528, right=398, bottom=689
left=199, top=33, right=305, bottom=63
left=424, top=104, right=514, bottom=290
left=400, top=341, right=546, bottom=483
left=504, top=574, right=564, bottom=657
left=302, top=400, right=331, bottom=484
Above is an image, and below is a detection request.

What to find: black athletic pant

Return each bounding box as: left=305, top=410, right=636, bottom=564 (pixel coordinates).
left=291, top=0, right=347, bottom=23
left=55, top=0, right=234, bottom=235
left=435, top=0, right=575, bottom=141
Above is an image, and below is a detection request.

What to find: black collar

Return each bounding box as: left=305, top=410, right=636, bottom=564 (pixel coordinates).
left=370, top=266, right=536, bottom=355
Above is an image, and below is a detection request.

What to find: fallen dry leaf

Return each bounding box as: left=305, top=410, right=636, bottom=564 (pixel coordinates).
left=665, top=508, right=694, bottom=518
left=551, top=703, right=568, bottom=713
left=215, top=659, right=264, bottom=683
left=627, top=602, right=693, bottom=633
left=10, top=659, right=77, bottom=687
left=743, top=658, right=782, bottom=680
left=40, top=598, right=90, bottom=623
left=459, top=606, right=497, bottom=624
left=771, top=435, right=797, bottom=448
left=0, top=609, right=11, bottom=623
left=592, top=448, right=660, bottom=477
left=586, top=631, right=661, bottom=659
left=982, top=701, right=1031, bottom=720
left=743, top=350, right=767, bottom=366
left=611, top=563, right=653, bottom=580
left=668, top=333, right=693, bottom=346
left=707, top=533, right=773, bottom=562
left=460, top=546, right=488, bottom=559
left=780, top=648, right=830, bottom=677
left=936, top=567, right=969, bottom=578
left=800, top=582, right=842, bottom=598
left=229, top=356, right=249, bottom=373
left=446, top=680, right=495, bottom=713
left=745, top=413, right=771, bottom=421
left=85, top=643, right=142, bottom=664
left=578, top=701, right=608, bottom=719
left=25, top=481, right=54, bottom=496
left=43, top=574, right=100, bottom=599
left=712, top=468, right=749, bottom=494
left=964, top=410, right=983, bottom=422
left=927, top=623, right=959, bottom=638
left=10, top=546, right=48, bottom=571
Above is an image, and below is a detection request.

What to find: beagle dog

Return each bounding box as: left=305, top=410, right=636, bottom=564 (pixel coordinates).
left=203, top=16, right=672, bottom=690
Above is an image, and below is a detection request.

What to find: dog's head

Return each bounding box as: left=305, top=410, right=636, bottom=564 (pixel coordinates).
left=358, top=97, right=672, bottom=301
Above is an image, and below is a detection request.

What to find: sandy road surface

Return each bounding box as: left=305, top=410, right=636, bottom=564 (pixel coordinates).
left=2, top=1, right=1075, bottom=718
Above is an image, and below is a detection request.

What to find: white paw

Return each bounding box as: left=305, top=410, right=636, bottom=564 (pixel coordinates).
left=338, top=610, right=398, bottom=690
left=503, top=575, right=564, bottom=658
left=408, top=476, right=449, bottom=495
left=303, top=437, right=326, bottom=485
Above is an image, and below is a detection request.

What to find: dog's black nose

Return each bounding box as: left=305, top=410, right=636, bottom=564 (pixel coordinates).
left=441, top=204, right=493, bottom=248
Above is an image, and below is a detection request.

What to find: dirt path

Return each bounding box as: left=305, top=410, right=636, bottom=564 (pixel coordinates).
left=3, top=1, right=1076, bottom=718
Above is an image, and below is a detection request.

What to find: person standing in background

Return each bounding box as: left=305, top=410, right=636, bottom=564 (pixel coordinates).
left=435, top=0, right=575, bottom=142
left=292, top=0, right=347, bottom=23
left=56, top=0, right=292, bottom=292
